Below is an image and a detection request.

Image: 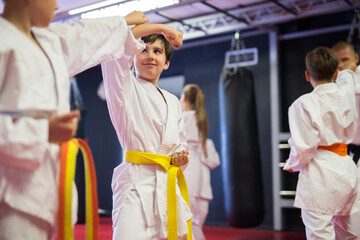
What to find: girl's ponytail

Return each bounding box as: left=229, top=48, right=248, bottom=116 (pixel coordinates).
left=182, top=84, right=209, bottom=146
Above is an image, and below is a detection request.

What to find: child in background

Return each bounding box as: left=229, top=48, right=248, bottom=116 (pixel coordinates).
left=101, top=23, right=193, bottom=239
left=284, top=47, right=360, bottom=239
left=0, top=0, right=148, bottom=238
left=180, top=84, right=220, bottom=240
left=332, top=41, right=360, bottom=164
left=332, top=40, right=360, bottom=240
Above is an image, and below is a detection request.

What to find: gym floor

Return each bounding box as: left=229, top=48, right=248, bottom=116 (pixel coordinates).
left=72, top=217, right=306, bottom=240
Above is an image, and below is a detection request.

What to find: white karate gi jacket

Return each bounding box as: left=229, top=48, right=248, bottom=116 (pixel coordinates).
left=284, top=68, right=360, bottom=215
left=101, top=29, right=192, bottom=237
left=0, top=16, right=132, bottom=227
left=183, top=111, right=220, bottom=200
left=351, top=66, right=360, bottom=145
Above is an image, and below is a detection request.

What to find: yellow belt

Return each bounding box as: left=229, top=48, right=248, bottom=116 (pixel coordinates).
left=124, top=150, right=192, bottom=240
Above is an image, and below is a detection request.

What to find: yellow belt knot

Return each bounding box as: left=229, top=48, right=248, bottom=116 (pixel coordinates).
left=124, top=150, right=192, bottom=240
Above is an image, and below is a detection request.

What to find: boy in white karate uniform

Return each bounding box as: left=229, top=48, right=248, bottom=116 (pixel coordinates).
left=101, top=23, right=193, bottom=239
left=0, top=0, right=148, bottom=238
left=284, top=47, right=360, bottom=239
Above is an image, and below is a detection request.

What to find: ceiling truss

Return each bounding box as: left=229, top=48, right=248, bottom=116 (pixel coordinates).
left=55, top=0, right=360, bottom=41
left=163, top=0, right=360, bottom=40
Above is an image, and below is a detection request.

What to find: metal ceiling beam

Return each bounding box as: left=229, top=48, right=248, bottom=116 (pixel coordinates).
left=165, top=0, right=360, bottom=40
left=269, top=0, right=298, bottom=15
left=343, top=0, right=355, bottom=6
left=155, top=12, right=207, bottom=33
left=200, top=1, right=249, bottom=24
left=54, top=0, right=360, bottom=41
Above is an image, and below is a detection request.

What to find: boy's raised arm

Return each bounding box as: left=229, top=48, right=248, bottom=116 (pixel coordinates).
left=124, top=11, right=149, bottom=26
left=131, top=24, right=183, bottom=49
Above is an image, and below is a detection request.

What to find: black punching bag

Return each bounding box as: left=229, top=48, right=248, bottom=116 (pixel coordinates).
left=219, top=67, right=265, bottom=228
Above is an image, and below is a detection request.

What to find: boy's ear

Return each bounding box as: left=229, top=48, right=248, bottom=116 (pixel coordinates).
left=355, top=53, right=359, bottom=65
left=163, top=60, right=170, bottom=70
left=332, top=69, right=339, bottom=82
left=305, top=70, right=311, bottom=82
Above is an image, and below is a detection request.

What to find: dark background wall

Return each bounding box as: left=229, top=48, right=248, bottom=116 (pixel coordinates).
left=74, top=9, right=357, bottom=231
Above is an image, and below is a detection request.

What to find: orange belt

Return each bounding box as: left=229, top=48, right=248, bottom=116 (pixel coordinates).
left=317, top=143, right=348, bottom=156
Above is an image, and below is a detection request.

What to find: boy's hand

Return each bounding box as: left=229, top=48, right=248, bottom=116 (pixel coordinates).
left=171, top=150, right=189, bottom=166
left=48, top=110, right=80, bottom=143
left=125, top=11, right=149, bottom=26
left=162, top=26, right=183, bottom=50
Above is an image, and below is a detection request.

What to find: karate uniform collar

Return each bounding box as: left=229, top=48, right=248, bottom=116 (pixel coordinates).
left=137, top=77, right=168, bottom=105
left=0, top=16, right=28, bottom=40
left=312, top=82, right=337, bottom=94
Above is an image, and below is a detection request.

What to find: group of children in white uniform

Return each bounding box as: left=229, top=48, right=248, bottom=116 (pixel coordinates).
left=0, top=0, right=219, bottom=239
left=1, top=0, right=360, bottom=239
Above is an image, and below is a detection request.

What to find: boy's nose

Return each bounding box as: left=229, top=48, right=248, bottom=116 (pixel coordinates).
left=338, top=62, right=343, bottom=70
left=146, top=52, right=154, bottom=59
left=55, top=0, right=59, bottom=10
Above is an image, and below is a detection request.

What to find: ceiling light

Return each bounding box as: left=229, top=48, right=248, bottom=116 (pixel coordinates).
left=79, top=0, right=179, bottom=19
left=68, top=0, right=127, bottom=15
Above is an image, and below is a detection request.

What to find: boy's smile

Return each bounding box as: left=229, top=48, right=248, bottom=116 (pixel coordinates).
left=134, top=39, right=170, bottom=85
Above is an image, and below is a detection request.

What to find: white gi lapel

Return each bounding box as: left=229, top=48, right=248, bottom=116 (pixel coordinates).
left=158, top=89, right=176, bottom=155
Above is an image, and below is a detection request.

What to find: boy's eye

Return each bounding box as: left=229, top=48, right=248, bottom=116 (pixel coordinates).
left=142, top=49, right=147, bottom=53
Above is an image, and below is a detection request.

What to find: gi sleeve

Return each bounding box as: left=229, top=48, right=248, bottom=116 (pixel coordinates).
left=0, top=116, right=49, bottom=170
left=337, top=68, right=360, bottom=94
left=48, top=16, right=133, bottom=77
left=202, top=139, right=220, bottom=170
left=284, top=99, right=320, bottom=172
left=0, top=49, right=49, bottom=170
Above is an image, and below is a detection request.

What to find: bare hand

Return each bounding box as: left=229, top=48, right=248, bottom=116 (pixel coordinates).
left=171, top=150, right=189, bottom=166
left=162, top=26, right=183, bottom=49
left=48, top=110, right=80, bottom=143
left=125, top=11, right=149, bottom=26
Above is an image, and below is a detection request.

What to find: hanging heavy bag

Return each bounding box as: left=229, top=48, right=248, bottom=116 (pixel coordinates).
left=219, top=67, right=265, bottom=228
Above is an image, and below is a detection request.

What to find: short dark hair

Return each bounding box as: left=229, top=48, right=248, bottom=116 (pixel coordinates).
left=141, top=34, right=173, bottom=62
left=305, top=47, right=339, bottom=81
left=332, top=41, right=356, bottom=54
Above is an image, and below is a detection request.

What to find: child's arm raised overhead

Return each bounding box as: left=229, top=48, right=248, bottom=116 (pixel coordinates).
left=124, top=11, right=149, bottom=26
left=131, top=24, right=183, bottom=49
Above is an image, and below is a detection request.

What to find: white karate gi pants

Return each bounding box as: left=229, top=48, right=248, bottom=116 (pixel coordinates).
left=112, top=189, right=192, bottom=240
left=349, top=162, right=360, bottom=239
left=302, top=209, right=358, bottom=240
left=189, top=196, right=209, bottom=240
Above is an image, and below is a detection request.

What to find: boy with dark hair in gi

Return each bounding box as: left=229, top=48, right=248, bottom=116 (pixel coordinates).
left=284, top=47, right=360, bottom=239
left=101, top=23, right=193, bottom=239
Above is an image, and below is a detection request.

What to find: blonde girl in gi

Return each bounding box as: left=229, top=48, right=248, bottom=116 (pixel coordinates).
left=284, top=47, right=360, bottom=239
left=101, top=23, right=194, bottom=239
left=0, top=0, right=148, bottom=238
left=180, top=84, right=221, bottom=240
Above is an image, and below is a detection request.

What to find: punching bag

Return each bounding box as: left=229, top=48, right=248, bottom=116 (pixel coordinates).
left=219, top=67, right=265, bottom=228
